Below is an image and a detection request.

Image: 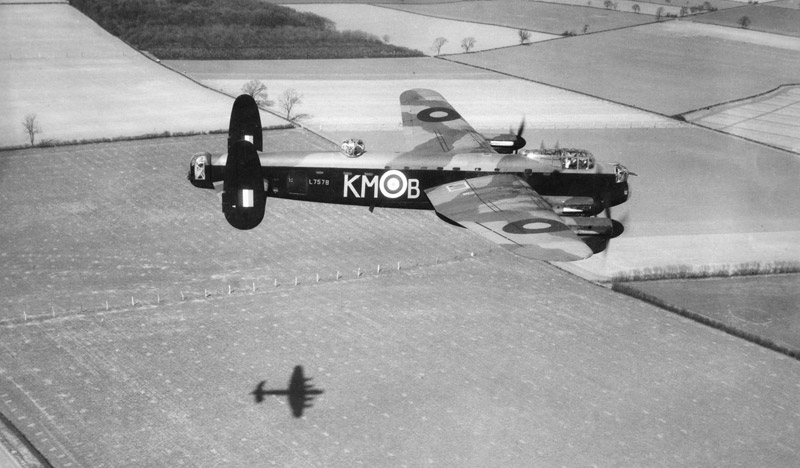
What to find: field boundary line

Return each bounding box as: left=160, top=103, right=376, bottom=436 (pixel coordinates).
left=0, top=408, right=52, bottom=468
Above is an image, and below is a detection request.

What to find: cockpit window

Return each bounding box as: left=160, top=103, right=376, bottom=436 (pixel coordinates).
left=561, top=150, right=594, bottom=170
left=521, top=148, right=595, bottom=170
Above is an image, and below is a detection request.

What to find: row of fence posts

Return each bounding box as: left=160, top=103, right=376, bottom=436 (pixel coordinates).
left=27, top=260, right=418, bottom=322
left=22, top=251, right=485, bottom=323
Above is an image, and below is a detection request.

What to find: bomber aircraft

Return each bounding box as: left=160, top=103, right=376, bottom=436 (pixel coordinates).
left=188, top=90, right=632, bottom=261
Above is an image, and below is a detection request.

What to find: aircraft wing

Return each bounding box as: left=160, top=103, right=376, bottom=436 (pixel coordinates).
left=425, top=174, right=594, bottom=262
left=400, top=89, right=495, bottom=154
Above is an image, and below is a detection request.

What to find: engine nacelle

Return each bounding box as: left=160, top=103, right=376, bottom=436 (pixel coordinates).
left=488, top=134, right=526, bottom=154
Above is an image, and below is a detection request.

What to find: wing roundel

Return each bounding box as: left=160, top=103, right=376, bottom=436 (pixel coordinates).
left=400, top=89, right=494, bottom=154
left=425, top=174, right=593, bottom=262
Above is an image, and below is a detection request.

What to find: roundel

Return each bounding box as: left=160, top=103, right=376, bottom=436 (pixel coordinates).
left=379, top=170, right=408, bottom=199
left=417, top=107, right=461, bottom=123
left=502, top=219, right=568, bottom=234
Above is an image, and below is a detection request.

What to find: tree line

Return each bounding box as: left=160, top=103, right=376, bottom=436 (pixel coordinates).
left=70, top=0, right=423, bottom=60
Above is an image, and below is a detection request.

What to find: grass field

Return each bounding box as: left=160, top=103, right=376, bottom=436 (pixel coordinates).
left=520, top=0, right=685, bottom=16
left=171, top=58, right=676, bottom=143
left=683, top=84, right=800, bottom=153
left=451, top=20, right=800, bottom=116
left=0, top=133, right=500, bottom=321
left=690, top=3, right=800, bottom=37
left=386, top=0, right=655, bottom=35
left=3, top=246, right=800, bottom=466
left=0, top=3, right=287, bottom=147
left=282, top=3, right=554, bottom=54
left=619, top=274, right=800, bottom=354
left=1, top=138, right=799, bottom=466
left=767, top=0, right=800, bottom=8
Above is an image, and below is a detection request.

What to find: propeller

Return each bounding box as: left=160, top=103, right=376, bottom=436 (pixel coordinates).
left=514, top=117, right=526, bottom=145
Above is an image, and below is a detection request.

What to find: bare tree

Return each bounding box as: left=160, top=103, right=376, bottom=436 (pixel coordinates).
left=518, top=30, right=532, bottom=45
left=241, top=79, right=273, bottom=107
left=737, top=15, right=751, bottom=28
left=460, top=37, right=476, bottom=53
left=632, top=4, right=640, bottom=13
left=22, top=114, right=41, bottom=146
left=432, top=37, right=448, bottom=55
left=277, top=89, right=310, bottom=122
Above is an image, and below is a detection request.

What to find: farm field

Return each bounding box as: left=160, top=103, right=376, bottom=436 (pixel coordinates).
left=515, top=0, right=684, bottom=16
left=451, top=20, right=800, bottom=116
left=528, top=0, right=744, bottom=9
left=171, top=58, right=677, bottom=140
left=0, top=3, right=286, bottom=148
left=282, top=3, right=555, bottom=54
left=767, top=0, right=800, bottom=8
left=690, top=3, right=800, bottom=37
left=1, top=137, right=799, bottom=465
left=682, top=85, right=800, bottom=154
left=2, top=250, right=799, bottom=467
left=148, top=59, right=800, bottom=283
left=622, top=274, right=800, bottom=354
left=0, top=134, right=498, bottom=321
left=386, top=0, right=655, bottom=35
left=204, top=78, right=677, bottom=135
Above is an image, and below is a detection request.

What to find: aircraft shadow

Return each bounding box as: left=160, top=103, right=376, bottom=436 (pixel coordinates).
left=252, top=365, right=324, bottom=418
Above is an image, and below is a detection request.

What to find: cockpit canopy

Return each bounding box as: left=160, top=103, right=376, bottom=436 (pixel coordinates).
left=521, top=148, right=595, bottom=170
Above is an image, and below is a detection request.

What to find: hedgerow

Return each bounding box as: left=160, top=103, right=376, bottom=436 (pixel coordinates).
left=70, top=0, right=423, bottom=59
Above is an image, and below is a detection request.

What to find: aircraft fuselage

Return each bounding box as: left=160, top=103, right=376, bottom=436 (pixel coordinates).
left=189, top=150, right=629, bottom=216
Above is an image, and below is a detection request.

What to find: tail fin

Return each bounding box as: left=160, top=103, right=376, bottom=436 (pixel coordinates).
left=222, top=95, right=266, bottom=230
left=228, top=94, right=262, bottom=152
